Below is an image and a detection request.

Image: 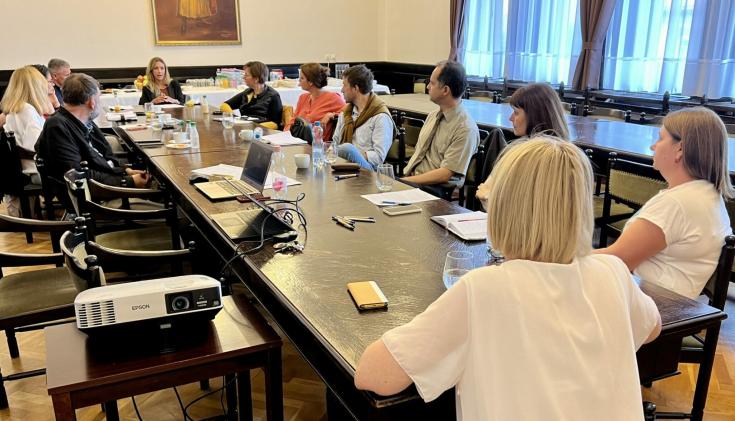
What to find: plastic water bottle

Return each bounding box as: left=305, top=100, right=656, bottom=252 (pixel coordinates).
left=189, top=121, right=200, bottom=149
left=312, top=121, right=325, bottom=169
left=271, top=145, right=288, bottom=199
left=254, top=127, right=263, bottom=142
left=201, top=95, right=210, bottom=114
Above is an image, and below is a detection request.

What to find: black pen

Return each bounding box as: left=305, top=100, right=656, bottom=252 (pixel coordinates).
left=332, top=216, right=355, bottom=230
left=334, top=173, right=359, bottom=181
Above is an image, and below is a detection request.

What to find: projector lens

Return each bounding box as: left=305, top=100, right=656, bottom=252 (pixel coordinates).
left=172, top=296, right=190, bottom=311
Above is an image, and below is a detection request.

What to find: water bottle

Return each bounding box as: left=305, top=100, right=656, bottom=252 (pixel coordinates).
left=271, top=145, right=288, bottom=199
left=254, top=127, right=263, bottom=142
left=312, top=121, right=325, bottom=169
left=189, top=121, right=200, bottom=149
left=201, top=95, right=209, bottom=114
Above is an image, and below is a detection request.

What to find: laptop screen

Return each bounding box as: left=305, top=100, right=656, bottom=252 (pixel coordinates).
left=240, top=141, right=273, bottom=192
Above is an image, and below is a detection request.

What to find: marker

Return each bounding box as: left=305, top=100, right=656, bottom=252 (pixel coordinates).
left=334, top=173, right=359, bottom=181
left=332, top=216, right=355, bottom=230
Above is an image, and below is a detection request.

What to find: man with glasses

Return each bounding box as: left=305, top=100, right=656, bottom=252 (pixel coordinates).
left=48, top=58, right=71, bottom=107
left=402, top=61, right=479, bottom=188
left=36, top=73, right=149, bottom=188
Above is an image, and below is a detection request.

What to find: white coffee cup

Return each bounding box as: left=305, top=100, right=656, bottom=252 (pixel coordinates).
left=294, top=154, right=310, bottom=169
left=161, top=113, right=173, bottom=123
left=152, top=105, right=163, bottom=113
left=239, top=129, right=254, bottom=141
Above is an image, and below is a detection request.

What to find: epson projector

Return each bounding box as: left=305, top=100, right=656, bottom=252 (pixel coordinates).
left=74, top=275, right=223, bottom=337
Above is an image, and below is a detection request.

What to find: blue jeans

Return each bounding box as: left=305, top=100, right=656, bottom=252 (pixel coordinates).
left=337, top=143, right=374, bottom=170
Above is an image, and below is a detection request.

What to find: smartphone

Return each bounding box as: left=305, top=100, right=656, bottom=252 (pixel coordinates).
left=347, top=281, right=388, bottom=310
left=382, top=204, right=422, bottom=216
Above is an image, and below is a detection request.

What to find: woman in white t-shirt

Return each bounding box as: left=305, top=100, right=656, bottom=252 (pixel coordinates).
left=596, top=107, right=733, bottom=299
left=355, top=136, right=662, bottom=421
left=0, top=66, right=54, bottom=216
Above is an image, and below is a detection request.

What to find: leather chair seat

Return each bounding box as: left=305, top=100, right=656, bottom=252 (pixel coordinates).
left=0, top=267, right=77, bottom=321
left=593, top=196, right=635, bottom=219
left=387, top=143, right=415, bottom=161
left=94, top=225, right=176, bottom=252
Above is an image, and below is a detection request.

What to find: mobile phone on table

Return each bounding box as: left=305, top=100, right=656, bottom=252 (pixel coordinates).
left=382, top=204, right=422, bottom=216
left=347, top=281, right=388, bottom=310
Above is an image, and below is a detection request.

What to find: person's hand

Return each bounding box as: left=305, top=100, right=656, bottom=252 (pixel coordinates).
left=320, top=113, right=336, bottom=126
left=165, top=96, right=180, bottom=104
left=475, top=179, right=491, bottom=210
left=152, top=95, right=167, bottom=104
left=125, top=168, right=146, bottom=176
left=131, top=172, right=150, bottom=188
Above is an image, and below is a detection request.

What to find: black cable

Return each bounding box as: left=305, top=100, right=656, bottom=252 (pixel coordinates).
left=183, top=376, right=237, bottom=420
left=173, top=386, right=194, bottom=421
left=131, top=395, right=144, bottom=420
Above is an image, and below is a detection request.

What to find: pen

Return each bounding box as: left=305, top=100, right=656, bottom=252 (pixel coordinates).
left=334, top=173, right=359, bottom=181
left=380, top=200, right=411, bottom=206
left=457, top=218, right=486, bottom=223
left=344, top=216, right=376, bottom=223
left=332, top=216, right=355, bottom=230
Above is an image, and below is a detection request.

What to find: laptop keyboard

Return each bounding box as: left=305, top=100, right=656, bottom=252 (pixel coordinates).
left=217, top=180, right=258, bottom=195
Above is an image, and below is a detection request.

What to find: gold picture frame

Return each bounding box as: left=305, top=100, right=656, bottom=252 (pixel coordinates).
left=151, top=0, right=241, bottom=46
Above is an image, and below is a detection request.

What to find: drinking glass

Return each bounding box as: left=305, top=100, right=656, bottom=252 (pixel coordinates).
left=150, top=120, right=163, bottom=139
left=443, top=251, right=473, bottom=289
left=376, top=164, right=394, bottom=192
left=222, top=111, right=235, bottom=129
left=144, top=102, right=154, bottom=122
left=325, top=142, right=338, bottom=165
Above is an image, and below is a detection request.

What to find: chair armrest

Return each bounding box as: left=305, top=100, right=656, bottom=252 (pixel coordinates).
left=87, top=201, right=173, bottom=221
left=0, top=252, right=64, bottom=267
left=0, top=214, right=75, bottom=233
left=89, top=179, right=164, bottom=200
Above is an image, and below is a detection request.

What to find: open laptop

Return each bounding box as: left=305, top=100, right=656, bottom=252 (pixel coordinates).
left=195, top=141, right=272, bottom=200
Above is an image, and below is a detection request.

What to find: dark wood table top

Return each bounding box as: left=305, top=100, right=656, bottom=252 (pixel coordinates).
left=45, top=289, right=281, bottom=395
left=639, top=280, right=726, bottom=336
left=382, top=93, right=735, bottom=172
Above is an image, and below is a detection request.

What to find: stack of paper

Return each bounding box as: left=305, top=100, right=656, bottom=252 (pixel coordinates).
left=105, top=111, right=137, bottom=121
left=430, top=211, right=487, bottom=241
left=361, top=188, right=439, bottom=205
left=262, top=132, right=307, bottom=146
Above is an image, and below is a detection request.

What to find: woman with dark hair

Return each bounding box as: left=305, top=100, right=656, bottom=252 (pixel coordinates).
left=507, top=83, right=569, bottom=139
left=139, top=57, right=185, bottom=105
left=223, top=61, right=283, bottom=127
left=596, top=107, right=733, bottom=299
left=284, top=62, right=345, bottom=141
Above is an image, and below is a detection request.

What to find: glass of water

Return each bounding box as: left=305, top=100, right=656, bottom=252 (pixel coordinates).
left=144, top=102, right=154, bottom=122
left=150, top=120, right=163, bottom=139
left=376, top=164, right=394, bottom=192
left=443, top=251, right=473, bottom=289
left=325, top=142, right=338, bottom=165
left=222, top=111, right=235, bottom=129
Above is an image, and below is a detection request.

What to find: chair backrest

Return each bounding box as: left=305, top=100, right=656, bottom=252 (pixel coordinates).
left=36, top=156, right=72, bottom=218
left=60, top=219, right=103, bottom=292
left=400, top=115, right=425, bottom=148
left=605, top=154, right=667, bottom=209
left=478, top=128, right=506, bottom=183
left=0, top=130, right=29, bottom=196
left=464, top=129, right=490, bottom=186
left=701, top=235, right=735, bottom=310
left=86, top=238, right=194, bottom=279
left=0, top=213, right=75, bottom=276
left=282, top=105, right=294, bottom=128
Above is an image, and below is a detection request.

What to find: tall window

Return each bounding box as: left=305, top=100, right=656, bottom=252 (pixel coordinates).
left=462, top=0, right=581, bottom=85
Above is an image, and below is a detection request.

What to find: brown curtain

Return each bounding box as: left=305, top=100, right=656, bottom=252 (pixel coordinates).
left=449, top=0, right=468, bottom=62
left=572, top=0, right=616, bottom=90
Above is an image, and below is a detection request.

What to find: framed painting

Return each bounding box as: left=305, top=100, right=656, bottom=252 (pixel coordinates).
left=151, top=0, right=241, bottom=46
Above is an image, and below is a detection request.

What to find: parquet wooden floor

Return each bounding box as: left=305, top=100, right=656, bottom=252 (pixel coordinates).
left=0, top=225, right=734, bottom=420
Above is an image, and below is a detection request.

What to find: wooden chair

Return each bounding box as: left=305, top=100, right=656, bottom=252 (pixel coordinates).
left=0, top=130, right=43, bottom=242
left=459, top=128, right=500, bottom=210
left=643, top=235, right=735, bottom=420
left=599, top=154, right=667, bottom=247
left=63, top=168, right=181, bottom=252
left=0, top=214, right=79, bottom=409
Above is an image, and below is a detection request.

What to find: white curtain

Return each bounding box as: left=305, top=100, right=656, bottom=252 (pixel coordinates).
left=681, top=0, right=735, bottom=98
left=462, top=0, right=581, bottom=85
left=463, top=0, right=508, bottom=79
left=504, top=0, right=581, bottom=84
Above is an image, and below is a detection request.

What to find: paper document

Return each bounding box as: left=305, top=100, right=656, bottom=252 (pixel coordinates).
left=264, top=172, right=301, bottom=189
left=262, top=132, right=307, bottom=146
left=107, top=105, right=134, bottom=111
left=430, top=211, right=487, bottom=241
left=361, top=188, right=440, bottom=205
left=105, top=111, right=137, bottom=121
left=160, top=104, right=184, bottom=109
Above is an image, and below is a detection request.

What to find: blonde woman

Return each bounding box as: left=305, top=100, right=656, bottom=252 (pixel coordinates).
left=596, top=107, right=733, bottom=299
left=139, top=57, right=184, bottom=105
left=0, top=66, right=54, bottom=215
left=355, top=136, right=661, bottom=420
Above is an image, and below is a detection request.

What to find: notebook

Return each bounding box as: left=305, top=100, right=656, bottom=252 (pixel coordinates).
left=430, top=211, right=487, bottom=241
left=195, top=141, right=273, bottom=200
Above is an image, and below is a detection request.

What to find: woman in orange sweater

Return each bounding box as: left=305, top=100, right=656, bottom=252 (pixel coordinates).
left=284, top=63, right=345, bottom=141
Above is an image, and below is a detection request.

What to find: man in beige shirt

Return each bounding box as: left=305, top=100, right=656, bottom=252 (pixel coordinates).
left=402, top=61, right=479, bottom=187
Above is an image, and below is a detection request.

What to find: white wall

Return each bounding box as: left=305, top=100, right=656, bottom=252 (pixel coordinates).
left=0, top=0, right=383, bottom=69
left=382, top=0, right=450, bottom=64
left=0, top=0, right=448, bottom=70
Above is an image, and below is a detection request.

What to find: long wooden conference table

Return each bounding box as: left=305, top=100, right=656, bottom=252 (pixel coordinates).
left=113, top=107, right=726, bottom=420
left=382, top=93, right=735, bottom=173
